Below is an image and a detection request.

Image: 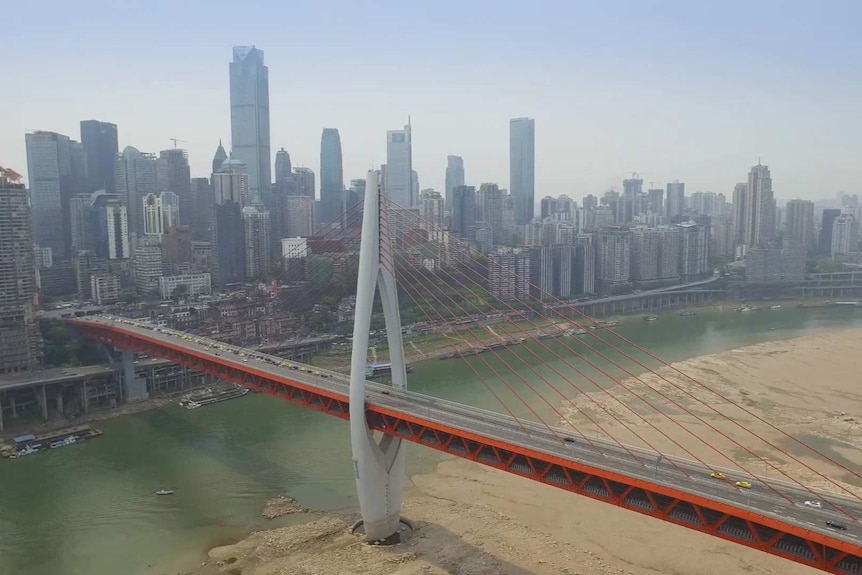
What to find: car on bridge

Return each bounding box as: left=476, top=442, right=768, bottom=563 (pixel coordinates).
left=803, top=500, right=822, bottom=509
left=710, top=471, right=726, bottom=480
left=735, top=480, right=752, bottom=489
left=826, top=520, right=848, bottom=531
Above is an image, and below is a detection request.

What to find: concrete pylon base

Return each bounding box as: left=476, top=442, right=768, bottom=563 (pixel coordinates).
left=351, top=517, right=415, bottom=545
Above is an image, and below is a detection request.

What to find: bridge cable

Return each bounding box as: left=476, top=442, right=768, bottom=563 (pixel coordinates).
left=387, top=200, right=862, bottom=514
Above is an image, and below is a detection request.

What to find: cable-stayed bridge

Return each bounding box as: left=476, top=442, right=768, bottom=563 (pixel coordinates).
left=69, top=173, right=862, bottom=573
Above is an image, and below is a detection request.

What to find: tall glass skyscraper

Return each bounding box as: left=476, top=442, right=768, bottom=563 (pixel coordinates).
left=25, top=131, right=88, bottom=259
left=319, top=128, right=344, bottom=224
left=80, top=120, right=118, bottom=193
left=229, top=46, right=271, bottom=211
left=509, top=117, right=535, bottom=225
left=445, top=155, right=465, bottom=211
left=385, top=120, right=413, bottom=207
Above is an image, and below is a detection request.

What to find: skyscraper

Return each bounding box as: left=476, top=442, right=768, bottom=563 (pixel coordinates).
left=509, top=117, right=535, bottom=225
left=348, top=179, right=366, bottom=213
left=785, top=199, right=816, bottom=251
left=212, top=140, right=228, bottom=175
left=158, top=148, right=192, bottom=225
left=319, top=128, right=344, bottom=224
left=666, top=180, right=685, bottom=219
left=284, top=196, right=314, bottom=237
left=229, top=46, right=271, bottom=210
left=211, top=156, right=249, bottom=286
left=743, top=163, right=775, bottom=247
left=115, top=146, right=157, bottom=242
left=445, top=155, right=465, bottom=210
left=819, top=209, right=842, bottom=256
left=597, top=230, right=632, bottom=289
left=80, top=120, right=118, bottom=192
left=477, top=183, right=509, bottom=244
left=142, top=192, right=180, bottom=238
left=451, top=185, right=477, bottom=239
left=243, top=206, right=271, bottom=278
left=274, top=148, right=292, bottom=187
left=831, top=214, right=858, bottom=257
left=631, top=227, right=661, bottom=281
left=25, top=131, right=88, bottom=259
left=647, top=188, right=664, bottom=215
left=0, top=167, right=43, bottom=373
left=732, top=183, right=748, bottom=246
left=540, top=196, right=557, bottom=220
left=418, top=189, right=444, bottom=228
left=98, top=196, right=130, bottom=260
left=293, top=168, right=315, bottom=198
left=385, top=121, right=413, bottom=206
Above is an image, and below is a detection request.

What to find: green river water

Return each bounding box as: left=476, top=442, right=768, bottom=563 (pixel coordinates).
left=1, top=306, right=861, bottom=575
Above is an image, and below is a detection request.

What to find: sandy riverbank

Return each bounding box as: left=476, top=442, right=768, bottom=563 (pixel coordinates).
left=190, top=326, right=862, bottom=575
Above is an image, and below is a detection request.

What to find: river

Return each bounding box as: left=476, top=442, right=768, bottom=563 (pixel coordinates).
left=1, top=306, right=860, bottom=575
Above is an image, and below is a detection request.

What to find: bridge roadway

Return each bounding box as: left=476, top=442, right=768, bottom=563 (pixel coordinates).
left=74, top=316, right=862, bottom=567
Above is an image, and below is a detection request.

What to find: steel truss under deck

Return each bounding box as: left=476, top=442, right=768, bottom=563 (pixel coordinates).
left=71, top=321, right=862, bottom=575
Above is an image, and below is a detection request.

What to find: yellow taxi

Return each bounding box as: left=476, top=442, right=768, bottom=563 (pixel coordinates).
left=710, top=471, right=726, bottom=480
left=735, top=480, right=752, bottom=489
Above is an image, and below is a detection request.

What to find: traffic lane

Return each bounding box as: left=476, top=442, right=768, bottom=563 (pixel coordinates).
left=650, top=456, right=862, bottom=521
left=387, top=394, right=859, bottom=542
left=434, top=396, right=862, bottom=521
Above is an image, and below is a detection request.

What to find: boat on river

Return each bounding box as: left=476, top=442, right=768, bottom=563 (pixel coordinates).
left=179, top=385, right=249, bottom=409
left=49, top=435, right=79, bottom=449
left=12, top=444, right=41, bottom=458
left=642, top=315, right=659, bottom=322
left=155, top=489, right=174, bottom=496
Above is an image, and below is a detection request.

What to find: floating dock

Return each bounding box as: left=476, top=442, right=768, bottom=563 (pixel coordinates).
left=1, top=424, right=103, bottom=459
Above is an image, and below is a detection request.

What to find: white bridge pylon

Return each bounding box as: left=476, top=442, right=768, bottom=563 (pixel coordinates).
left=348, top=169, right=407, bottom=541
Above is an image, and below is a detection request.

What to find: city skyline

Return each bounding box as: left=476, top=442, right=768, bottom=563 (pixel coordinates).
left=3, top=1, right=860, bottom=201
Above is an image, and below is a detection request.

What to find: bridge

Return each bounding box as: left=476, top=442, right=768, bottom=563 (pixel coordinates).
left=68, top=172, right=862, bottom=573
left=69, top=314, right=862, bottom=573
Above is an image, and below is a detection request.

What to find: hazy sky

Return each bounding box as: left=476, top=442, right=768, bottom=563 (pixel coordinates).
left=3, top=0, right=860, bottom=203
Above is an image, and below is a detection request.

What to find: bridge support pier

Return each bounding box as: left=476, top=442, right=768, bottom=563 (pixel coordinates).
left=122, top=350, right=149, bottom=402
left=348, top=170, right=407, bottom=542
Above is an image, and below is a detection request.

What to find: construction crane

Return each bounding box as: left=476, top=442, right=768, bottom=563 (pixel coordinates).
left=169, top=137, right=188, bottom=148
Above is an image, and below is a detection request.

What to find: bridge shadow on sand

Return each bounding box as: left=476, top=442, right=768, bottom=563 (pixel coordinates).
left=326, top=508, right=536, bottom=575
